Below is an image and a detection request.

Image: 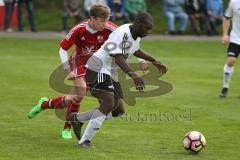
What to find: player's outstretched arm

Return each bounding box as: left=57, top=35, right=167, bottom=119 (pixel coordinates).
left=134, top=49, right=168, bottom=75
left=133, top=49, right=156, bottom=62
left=114, top=54, right=145, bottom=92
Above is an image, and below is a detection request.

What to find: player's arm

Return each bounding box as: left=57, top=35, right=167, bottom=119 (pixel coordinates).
left=59, top=47, right=71, bottom=72
left=59, top=27, right=80, bottom=79
left=133, top=49, right=168, bottom=74
left=59, top=47, right=76, bottom=80
left=222, top=16, right=231, bottom=44
left=134, top=49, right=156, bottom=62
left=222, top=1, right=233, bottom=44
left=114, top=54, right=145, bottom=92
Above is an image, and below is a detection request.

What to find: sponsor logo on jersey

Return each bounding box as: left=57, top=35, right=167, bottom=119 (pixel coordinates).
left=81, top=36, right=85, bottom=41
left=82, top=45, right=98, bottom=54
left=97, top=35, right=104, bottom=43
left=121, top=33, right=132, bottom=56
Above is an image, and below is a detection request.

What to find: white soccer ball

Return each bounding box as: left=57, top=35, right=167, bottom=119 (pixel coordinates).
left=183, top=131, right=206, bottom=153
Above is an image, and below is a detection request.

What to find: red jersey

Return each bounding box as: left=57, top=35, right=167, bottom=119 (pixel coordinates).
left=60, top=21, right=118, bottom=66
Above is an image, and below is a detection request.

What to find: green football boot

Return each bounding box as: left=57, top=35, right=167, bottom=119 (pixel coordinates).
left=61, top=129, right=72, bottom=139
left=27, top=97, right=48, bottom=119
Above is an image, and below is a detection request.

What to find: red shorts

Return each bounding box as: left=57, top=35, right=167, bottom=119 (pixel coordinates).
left=69, top=52, right=90, bottom=78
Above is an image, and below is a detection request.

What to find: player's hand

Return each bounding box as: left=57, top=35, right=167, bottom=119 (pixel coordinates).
left=131, top=72, right=145, bottom=93
left=222, top=35, right=229, bottom=45
left=152, top=61, right=168, bottom=75
left=139, top=61, right=149, bottom=72
left=67, top=71, right=75, bottom=80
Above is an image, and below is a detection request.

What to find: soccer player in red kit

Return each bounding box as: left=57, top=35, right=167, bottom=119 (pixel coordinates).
left=27, top=5, right=118, bottom=139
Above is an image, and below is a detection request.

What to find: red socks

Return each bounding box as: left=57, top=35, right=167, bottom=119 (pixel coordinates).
left=64, top=102, right=80, bottom=129
left=40, top=96, right=80, bottom=130
left=41, top=96, right=66, bottom=109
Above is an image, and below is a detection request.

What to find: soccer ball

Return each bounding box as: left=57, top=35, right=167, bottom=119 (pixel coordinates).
left=183, top=131, right=206, bottom=153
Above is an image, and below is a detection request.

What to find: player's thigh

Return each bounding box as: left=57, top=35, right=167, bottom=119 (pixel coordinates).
left=65, top=77, right=86, bottom=104
left=227, top=43, right=240, bottom=66
left=94, top=90, right=115, bottom=115
left=70, top=76, right=86, bottom=97
left=85, top=69, right=116, bottom=114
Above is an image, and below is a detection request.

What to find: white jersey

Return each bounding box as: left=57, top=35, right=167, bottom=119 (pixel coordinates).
left=87, top=24, right=141, bottom=81
left=225, top=0, right=240, bottom=45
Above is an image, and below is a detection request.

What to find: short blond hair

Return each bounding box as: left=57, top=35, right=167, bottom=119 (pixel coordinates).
left=90, top=5, right=111, bottom=19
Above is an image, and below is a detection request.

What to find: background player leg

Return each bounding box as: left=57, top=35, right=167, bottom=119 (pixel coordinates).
left=220, top=57, right=235, bottom=97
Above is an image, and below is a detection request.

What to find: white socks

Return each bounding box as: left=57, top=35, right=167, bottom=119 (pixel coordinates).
left=79, top=109, right=106, bottom=144
left=76, top=109, right=95, bottom=122
left=223, top=64, right=234, bottom=88
left=105, top=112, right=113, bottom=120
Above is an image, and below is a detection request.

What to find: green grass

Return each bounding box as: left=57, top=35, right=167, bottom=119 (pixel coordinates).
left=0, top=38, right=240, bottom=160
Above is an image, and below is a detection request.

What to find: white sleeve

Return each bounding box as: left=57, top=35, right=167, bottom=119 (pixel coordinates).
left=59, top=47, right=70, bottom=70
left=225, top=1, right=233, bottom=18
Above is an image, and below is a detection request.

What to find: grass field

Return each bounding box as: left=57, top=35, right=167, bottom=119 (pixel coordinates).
left=0, top=37, right=240, bottom=160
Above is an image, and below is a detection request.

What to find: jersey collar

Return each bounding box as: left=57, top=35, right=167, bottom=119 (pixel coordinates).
left=86, top=22, right=98, bottom=34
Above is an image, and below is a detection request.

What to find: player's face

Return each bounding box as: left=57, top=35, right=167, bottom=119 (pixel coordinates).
left=90, top=17, right=109, bottom=31
left=138, top=22, right=153, bottom=38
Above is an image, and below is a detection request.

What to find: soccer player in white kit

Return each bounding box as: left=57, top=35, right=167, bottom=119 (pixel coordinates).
left=220, top=0, right=240, bottom=97
left=69, top=12, right=168, bottom=148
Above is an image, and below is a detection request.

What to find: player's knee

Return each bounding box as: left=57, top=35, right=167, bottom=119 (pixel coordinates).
left=227, top=60, right=235, bottom=67
left=69, top=104, right=80, bottom=112
left=67, top=95, right=83, bottom=104
left=100, top=97, right=115, bottom=114
left=75, top=95, right=84, bottom=102
left=112, top=101, right=125, bottom=117
left=112, top=109, right=125, bottom=117
left=227, top=57, right=236, bottom=66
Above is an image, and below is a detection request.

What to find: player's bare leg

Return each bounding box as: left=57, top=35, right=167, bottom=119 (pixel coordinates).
left=78, top=90, right=114, bottom=148
left=76, top=95, right=125, bottom=148
left=61, top=76, right=86, bottom=139
left=67, top=89, right=117, bottom=148
left=111, top=99, right=125, bottom=117
left=27, top=76, right=86, bottom=139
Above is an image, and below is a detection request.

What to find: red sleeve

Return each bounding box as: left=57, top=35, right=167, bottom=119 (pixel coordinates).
left=60, top=21, right=87, bottom=50
left=60, top=29, right=78, bottom=50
